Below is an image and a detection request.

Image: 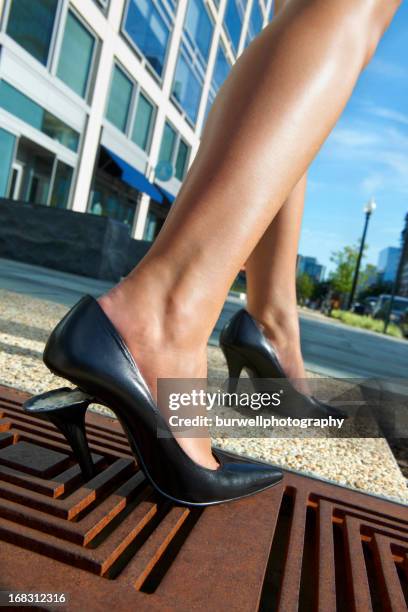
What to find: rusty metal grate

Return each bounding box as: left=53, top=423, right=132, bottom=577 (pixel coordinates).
left=0, top=385, right=407, bottom=611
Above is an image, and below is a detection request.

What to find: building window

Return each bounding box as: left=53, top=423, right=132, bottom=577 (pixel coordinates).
left=0, top=128, right=16, bottom=197
left=122, top=0, right=173, bottom=78
left=159, top=122, right=176, bottom=163
left=170, top=0, right=213, bottom=125
left=90, top=149, right=141, bottom=230
left=0, top=80, right=80, bottom=151
left=106, top=65, right=133, bottom=132
left=204, top=44, right=231, bottom=122
left=6, top=2, right=98, bottom=100
left=158, top=122, right=190, bottom=181
left=245, top=1, right=264, bottom=46
left=213, top=44, right=231, bottom=90
left=49, top=161, right=73, bottom=208
left=6, top=0, right=58, bottom=65
left=175, top=139, right=189, bottom=181
left=90, top=189, right=136, bottom=228
left=56, top=11, right=96, bottom=99
left=223, top=0, right=245, bottom=53
left=172, top=47, right=203, bottom=124
left=106, top=64, right=157, bottom=153
left=184, top=0, right=213, bottom=63
left=131, top=93, right=155, bottom=151
left=143, top=209, right=165, bottom=241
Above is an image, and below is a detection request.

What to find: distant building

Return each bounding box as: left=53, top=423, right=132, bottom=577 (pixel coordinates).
left=297, top=255, right=325, bottom=283
left=400, top=263, right=408, bottom=297
left=399, top=214, right=408, bottom=297
left=358, top=264, right=379, bottom=290
left=377, top=247, right=401, bottom=283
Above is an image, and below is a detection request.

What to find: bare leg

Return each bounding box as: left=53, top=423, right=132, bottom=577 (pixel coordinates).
left=99, top=0, right=400, bottom=468
left=246, top=175, right=308, bottom=390
left=246, top=0, right=309, bottom=391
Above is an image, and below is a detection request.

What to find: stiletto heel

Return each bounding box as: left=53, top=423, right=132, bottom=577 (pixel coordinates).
left=23, top=387, right=96, bottom=481
left=223, top=346, right=246, bottom=394
left=220, top=309, right=348, bottom=420
left=28, top=296, right=282, bottom=506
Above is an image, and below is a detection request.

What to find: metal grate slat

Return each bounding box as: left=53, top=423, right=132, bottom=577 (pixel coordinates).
left=0, top=385, right=406, bottom=612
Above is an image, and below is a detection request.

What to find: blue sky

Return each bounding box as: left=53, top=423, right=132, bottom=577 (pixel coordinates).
left=299, top=3, right=408, bottom=275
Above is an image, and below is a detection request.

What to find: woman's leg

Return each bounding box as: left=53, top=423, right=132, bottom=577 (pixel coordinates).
left=245, top=175, right=308, bottom=387
left=245, top=0, right=308, bottom=390
left=100, top=0, right=400, bottom=468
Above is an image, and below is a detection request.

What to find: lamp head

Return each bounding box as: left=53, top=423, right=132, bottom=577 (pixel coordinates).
left=364, top=197, right=377, bottom=215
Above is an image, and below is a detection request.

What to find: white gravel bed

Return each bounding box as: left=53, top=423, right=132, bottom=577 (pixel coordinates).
left=0, top=289, right=406, bottom=505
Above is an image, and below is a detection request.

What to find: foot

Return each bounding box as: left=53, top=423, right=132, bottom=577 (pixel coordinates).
left=98, top=275, right=219, bottom=470
left=248, top=306, right=311, bottom=396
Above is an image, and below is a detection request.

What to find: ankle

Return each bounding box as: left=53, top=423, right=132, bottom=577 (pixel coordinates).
left=99, top=266, right=210, bottom=352
left=247, top=303, right=300, bottom=350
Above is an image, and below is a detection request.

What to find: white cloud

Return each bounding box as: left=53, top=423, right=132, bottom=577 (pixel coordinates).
left=365, top=105, right=408, bottom=127
left=330, top=128, right=380, bottom=148
left=361, top=174, right=386, bottom=195
left=367, top=58, right=408, bottom=80
left=322, top=119, right=408, bottom=195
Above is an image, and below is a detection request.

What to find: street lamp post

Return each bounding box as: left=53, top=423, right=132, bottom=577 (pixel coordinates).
left=348, top=198, right=376, bottom=310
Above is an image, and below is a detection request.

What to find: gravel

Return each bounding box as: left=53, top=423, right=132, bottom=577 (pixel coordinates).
left=0, top=288, right=406, bottom=505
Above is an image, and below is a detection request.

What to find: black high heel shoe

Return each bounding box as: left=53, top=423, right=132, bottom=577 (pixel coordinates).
left=23, top=296, right=282, bottom=506
left=220, top=309, right=347, bottom=419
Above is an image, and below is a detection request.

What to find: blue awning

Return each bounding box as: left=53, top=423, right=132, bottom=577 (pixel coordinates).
left=155, top=184, right=176, bottom=203
left=102, top=147, right=163, bottom=203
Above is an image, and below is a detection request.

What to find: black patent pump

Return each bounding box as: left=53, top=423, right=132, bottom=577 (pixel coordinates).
left=23, top=297, right=283, bottom=506
left=220, top=309, right=347, bottom=420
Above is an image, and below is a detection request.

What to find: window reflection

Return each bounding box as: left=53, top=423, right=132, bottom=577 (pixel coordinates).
left=6, top=0, right=58, bottom=65
left=245, top=1, right=264, bottom=46
left=223, top=0, right=245, bottom=53
left=158, top=121, right=190, bottom=181
left=57, top=11, right=96, bottom=98
left=172, top=47, right=202, bottom=124
left=123, top=0, right=172, bottom=77
left=132, top=93, right=155, bottom=151
left=0, top=81, right=80, bottom=152
left=50, top=162, right=74, bottom=208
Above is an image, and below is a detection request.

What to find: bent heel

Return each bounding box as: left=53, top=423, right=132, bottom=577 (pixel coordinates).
left=23, top=387, right=96, bottom=481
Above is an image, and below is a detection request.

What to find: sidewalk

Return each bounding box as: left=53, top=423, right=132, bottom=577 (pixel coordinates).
left=0, top=288, right=406, bottom=505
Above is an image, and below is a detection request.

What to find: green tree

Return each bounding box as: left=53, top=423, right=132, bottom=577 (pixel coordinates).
left=357, top=263, right=378, bottom=294
left=329, top=244, right=366, bottom=295
left=312, top=280, right=332, bottom=302
left=358, top=280, right=393, bottom=301
left=296, top=273, right=315, bottom=304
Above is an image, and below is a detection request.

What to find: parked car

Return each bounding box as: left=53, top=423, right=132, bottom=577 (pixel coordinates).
left=350, top=297, right=378, bottom=316
left=351, top=302, right=366, bottom=315
left=372, top=295, right=408, bottom=323
left=364, top=296, right=378, bottom=316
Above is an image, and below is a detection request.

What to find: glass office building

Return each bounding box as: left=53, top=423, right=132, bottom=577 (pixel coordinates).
left=0, top=0, right=272, bottom=240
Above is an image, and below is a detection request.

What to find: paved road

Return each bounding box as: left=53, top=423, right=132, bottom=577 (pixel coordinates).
left=0, top=258, right=112, bottom=304
left=1, top=258, right=407, bottom=379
